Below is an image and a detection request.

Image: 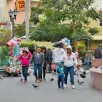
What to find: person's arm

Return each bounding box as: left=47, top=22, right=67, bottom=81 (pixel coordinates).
left=27, top=51, right=32, bottom=59
left=74, top=55, right=77, bottom=66
left=57, top=68, right=60, bottom=73
left=60, top=52, right=65, bottom=62
left=31, top=52, right=35, bottom=63
left=18, top=55, right=22, bottom=60
left=79, top=60, right=82, bottom=67
left=52, top=50, right=55, bottom=63
left=42, top=53, right=45, bottom=66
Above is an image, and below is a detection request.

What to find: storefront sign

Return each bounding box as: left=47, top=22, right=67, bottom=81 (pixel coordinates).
left=16, top=0, right=25, bottom=11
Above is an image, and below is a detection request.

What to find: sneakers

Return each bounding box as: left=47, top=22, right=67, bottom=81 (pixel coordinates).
left=37, top=79, right=41, bottom=83
left=71, top=85, right=75, bottom=89
left=64, top=84, right=67, bottom=88
left=24, top=80, right=27, bottom=83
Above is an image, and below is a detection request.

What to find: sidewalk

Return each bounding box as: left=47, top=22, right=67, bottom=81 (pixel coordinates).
left=0, top=73, right=102, bottom=102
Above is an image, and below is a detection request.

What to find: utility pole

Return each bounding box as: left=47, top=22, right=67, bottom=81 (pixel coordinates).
left=25, top=0, right=29, bottom=41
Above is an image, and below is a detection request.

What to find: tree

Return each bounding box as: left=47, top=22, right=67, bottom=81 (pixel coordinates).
left=0, top=29, right=11, bottom=45
left=14, top=22, right=25, bottom=37
left=30, top=7, right=43, bottom=25
left=88, top=27, right=99, bottom=35
left=30, top=0, right=99, bottom=41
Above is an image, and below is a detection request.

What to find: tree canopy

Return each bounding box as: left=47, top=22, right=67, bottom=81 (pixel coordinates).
left=30, top=0, right=99, bottom=42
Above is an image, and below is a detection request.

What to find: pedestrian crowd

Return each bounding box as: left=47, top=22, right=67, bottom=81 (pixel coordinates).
left=17, top=45, right=88, bottom=89
left=6, top=37, right=102, bottom=89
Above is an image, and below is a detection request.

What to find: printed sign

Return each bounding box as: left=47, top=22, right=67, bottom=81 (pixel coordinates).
left=16, top=0, right=25, bottom=11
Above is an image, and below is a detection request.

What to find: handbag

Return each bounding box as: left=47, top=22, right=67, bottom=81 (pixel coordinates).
left=51, top=63, right=57, bottom=71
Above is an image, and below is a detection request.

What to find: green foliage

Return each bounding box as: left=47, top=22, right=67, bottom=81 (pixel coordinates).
left=21, top=41, right=38, bottom=49
left=0, top=29, right=11, bottom=45
left=0, top=46, right=10, bottom=67
left=14, top=22, right=25, bottom=37
left=30, top=0, right=99, bottom=42
left=88, top=27, right=99, bottom=35
left=30, top=24, right=72, bottom=42
left=30, top=7, right=44, bottom=24
left=72, top=46, right=86, bottom=57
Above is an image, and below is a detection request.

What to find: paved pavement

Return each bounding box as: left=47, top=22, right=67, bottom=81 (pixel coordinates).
left=0, top=73, right=102, bottom=102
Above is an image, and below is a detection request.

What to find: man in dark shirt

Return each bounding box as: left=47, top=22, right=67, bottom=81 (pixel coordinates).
left=47, top=48, right=52, bottom=73
left=94, top=44, right=102, bottom=59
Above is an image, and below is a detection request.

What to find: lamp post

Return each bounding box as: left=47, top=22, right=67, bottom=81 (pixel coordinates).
left=25, top=0, right=29, bottom=41
left=8, top=9, right=18, bottom=38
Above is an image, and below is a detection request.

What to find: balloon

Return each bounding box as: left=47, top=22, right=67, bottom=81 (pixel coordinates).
left=61, top=39, right=65, bottom=44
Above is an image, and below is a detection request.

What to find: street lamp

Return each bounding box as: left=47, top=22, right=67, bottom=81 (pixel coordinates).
left=8, top=9, right=18, bottom=38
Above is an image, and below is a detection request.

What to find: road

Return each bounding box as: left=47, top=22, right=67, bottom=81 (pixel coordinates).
left=0, top=73, right=102, bottom=102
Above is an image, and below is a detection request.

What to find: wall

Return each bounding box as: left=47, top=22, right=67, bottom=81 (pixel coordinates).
left=0, top=0, right=6, bottom=21
left=6, top=0, right=25, bottom=24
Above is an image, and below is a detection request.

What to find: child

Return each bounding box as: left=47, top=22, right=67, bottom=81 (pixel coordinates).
left=18, top=49, right=32, bottom=83
left=57, top=62, right=64, bottom=89
left=76, top=56, right=86, bottom=84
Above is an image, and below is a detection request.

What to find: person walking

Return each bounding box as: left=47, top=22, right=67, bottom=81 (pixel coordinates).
left=52, top=46, right=65, bottom=73
left=41, top=47, right=47, bottom=81
left=47, top=48, right=52, bottom=73
left=94, top=44, right=102, bottom=59
left=18, top=49, right=32, bottom=83
left=32, top=48, right=44, bottom=83
left=85, top=52, right=91, bottom=70
left=61, top=46, right=77, bottom=89
left=57, top=62, right=65, bottom=89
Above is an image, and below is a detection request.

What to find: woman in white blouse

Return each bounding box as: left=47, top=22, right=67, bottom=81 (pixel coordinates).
left=61, top=46, right=77, bottom=89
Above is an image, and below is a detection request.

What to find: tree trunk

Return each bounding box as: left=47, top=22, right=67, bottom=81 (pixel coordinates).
left=72, top=20, right=76, bottom=36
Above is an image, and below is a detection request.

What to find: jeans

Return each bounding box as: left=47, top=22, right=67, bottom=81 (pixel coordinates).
left=40, top=61, right=46, bottom=80
left=47, top=59, right=52, bottom=72
left=58, top=75, right=64, bottom=88
left=22, top=66, right=29, bottom=81
left=34, top=64, right=42, bottom=79
left=64, top=66, right=74, bottom=85
left=86, top=62, right=91, bottom=69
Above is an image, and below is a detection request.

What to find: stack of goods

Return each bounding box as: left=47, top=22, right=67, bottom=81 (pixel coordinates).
left=53, top=38, right=70, bottom=48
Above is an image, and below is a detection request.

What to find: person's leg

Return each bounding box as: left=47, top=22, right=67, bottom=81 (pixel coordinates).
left=87, top=62, right=90, bottom=70
left=24, top=66, right=29, bottom=81
left=34, top=64, right=37, bottom=79
left=43, top=61, right=46, bottom=80
left=64, top=66, right=69, bottom=85
left=38, top=64, right=42, bottom=80
left=69, top=66, right=75, bottom=85
left=48, top=60, right=52, bottom=72
left=22, top=66, right=25, bottom=79
left=58, top=76, right=61, bottom=88
left=61, top=75, right=64, bottom=89
left=40, top=66, right=42, bottom=80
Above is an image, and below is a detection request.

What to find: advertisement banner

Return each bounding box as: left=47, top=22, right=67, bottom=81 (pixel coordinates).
left=16, top=0, right=25, bottom=11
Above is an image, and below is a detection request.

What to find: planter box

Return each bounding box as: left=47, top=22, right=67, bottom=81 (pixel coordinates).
left=91, top=59, right=102, bottom=67
left=90, top=68, right=102, bottom=91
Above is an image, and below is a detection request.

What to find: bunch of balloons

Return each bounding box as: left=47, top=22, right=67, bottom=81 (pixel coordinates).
left=60, top=38, right=70, bottom=48
left=6, top=38, right=21, bottom=57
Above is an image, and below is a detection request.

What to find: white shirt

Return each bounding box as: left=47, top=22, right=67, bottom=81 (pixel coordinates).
left=61, top=52, right=77, bottom=67
left=52, top=48, right=65, bottom=63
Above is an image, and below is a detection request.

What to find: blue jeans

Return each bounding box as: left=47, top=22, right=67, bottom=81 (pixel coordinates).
left=58, top=75, right=64, bottom=88
left=86, top=62, right=91, bottom=69
left=34, top=64, right=42, bottom=79
left=64, top=66, right=74, bottom=85
left=22, top=66, right=29, bottom=81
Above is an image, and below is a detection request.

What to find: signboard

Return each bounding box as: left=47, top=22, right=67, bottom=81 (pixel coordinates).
left=15, top=0, right=25, bottom=11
